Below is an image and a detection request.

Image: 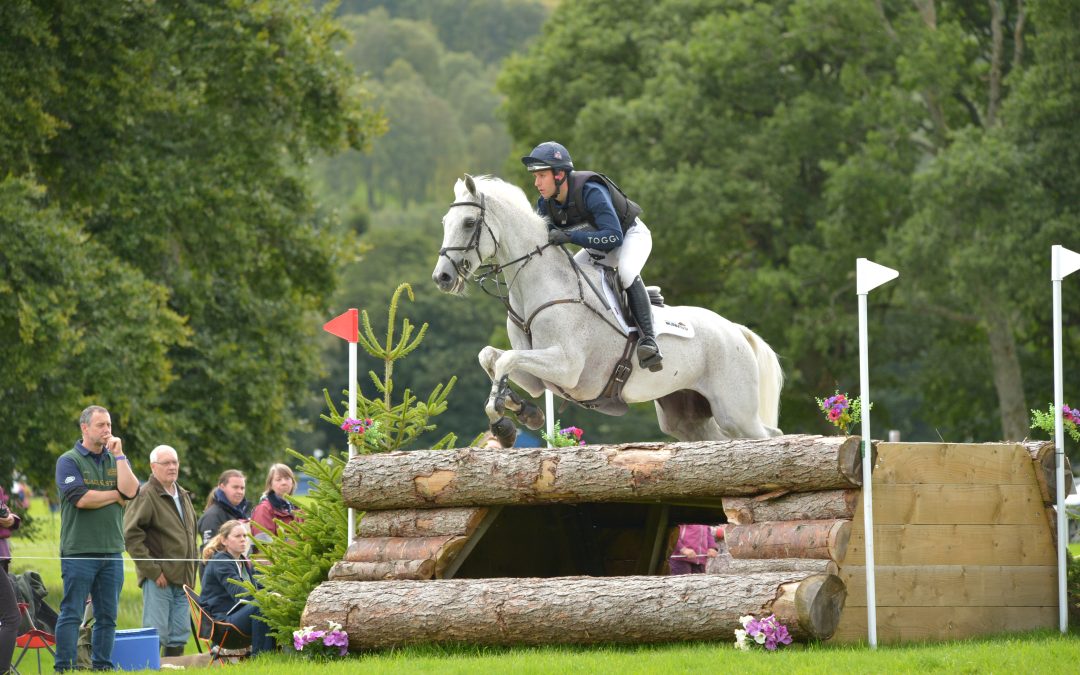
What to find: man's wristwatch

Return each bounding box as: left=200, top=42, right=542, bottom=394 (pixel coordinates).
left=115, top=455, right=128, bottom=461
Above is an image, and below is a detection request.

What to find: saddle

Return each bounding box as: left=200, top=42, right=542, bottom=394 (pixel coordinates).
left=550, top=263, right=665, bottom=415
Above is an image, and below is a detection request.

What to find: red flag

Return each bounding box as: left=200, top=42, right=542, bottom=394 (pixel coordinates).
left=323, top=309, right=358, bottom=343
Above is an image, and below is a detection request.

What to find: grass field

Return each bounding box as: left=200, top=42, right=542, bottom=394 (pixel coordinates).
left=8, top=498, right=1080, bottom=673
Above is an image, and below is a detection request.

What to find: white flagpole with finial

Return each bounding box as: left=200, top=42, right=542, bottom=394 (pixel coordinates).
left=1052, top=244, right=1080, bottom=633
left=856, top=257, right=899, bottom=649
left=545, top=390, right=555, bottom=448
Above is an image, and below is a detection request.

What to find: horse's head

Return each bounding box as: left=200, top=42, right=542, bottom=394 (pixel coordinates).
left=432, top=174, right=493, bottom=294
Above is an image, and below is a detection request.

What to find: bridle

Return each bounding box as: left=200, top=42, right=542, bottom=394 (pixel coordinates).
left=438, top=194, right=497, bottom=281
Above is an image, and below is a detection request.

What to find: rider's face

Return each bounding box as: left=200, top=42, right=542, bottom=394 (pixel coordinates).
left=531, top=169, right=563, bottom=200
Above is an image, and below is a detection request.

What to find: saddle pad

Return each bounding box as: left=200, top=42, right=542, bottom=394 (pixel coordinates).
left=596, top=267, right=694, bottom=339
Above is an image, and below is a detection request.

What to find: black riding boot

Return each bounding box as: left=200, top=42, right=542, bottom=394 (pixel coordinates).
left=626, top=276, right=663, bottom=371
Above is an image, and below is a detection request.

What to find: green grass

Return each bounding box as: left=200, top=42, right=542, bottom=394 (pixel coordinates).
left=9, top=500, right=1080, bottom=673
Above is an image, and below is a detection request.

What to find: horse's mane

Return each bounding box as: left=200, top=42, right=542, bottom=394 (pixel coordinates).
left=457, top=175, right=547, bottom=230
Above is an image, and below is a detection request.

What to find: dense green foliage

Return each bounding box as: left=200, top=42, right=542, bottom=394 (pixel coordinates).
left=499, top=0, right=1080, bottom=450
left=0, top=0, right=385, bottom=493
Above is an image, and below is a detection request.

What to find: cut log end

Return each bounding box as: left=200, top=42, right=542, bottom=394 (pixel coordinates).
left=794, top=573, right=846, bottom=640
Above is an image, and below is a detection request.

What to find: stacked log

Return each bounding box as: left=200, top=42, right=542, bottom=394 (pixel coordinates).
left=302, top=573, right=847, bottom=648
left=316, top=436, right=866, bottom=646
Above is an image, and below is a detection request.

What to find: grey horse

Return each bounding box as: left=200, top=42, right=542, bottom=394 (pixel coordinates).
left=433, top=174, right=783, bottom=446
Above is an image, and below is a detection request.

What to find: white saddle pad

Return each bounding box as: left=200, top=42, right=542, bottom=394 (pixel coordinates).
left=597, top=269, right=695, bottom=339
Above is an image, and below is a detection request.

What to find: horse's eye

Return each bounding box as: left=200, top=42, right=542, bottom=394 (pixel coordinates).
left=463, top=217, right=477, bottom=229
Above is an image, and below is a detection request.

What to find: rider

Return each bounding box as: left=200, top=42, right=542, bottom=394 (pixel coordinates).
left=521, top=141, right=663, bottom=370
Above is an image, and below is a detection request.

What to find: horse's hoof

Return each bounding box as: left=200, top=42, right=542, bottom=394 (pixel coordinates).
left=516, top=401, right=546, bottom=430
left=490, top=417, right=517, bottom=448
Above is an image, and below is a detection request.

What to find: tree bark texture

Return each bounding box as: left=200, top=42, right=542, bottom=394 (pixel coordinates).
left=725, top=520, right=852, bottom=561
left=707, top=557, right=838, bottom=576
left=723, top=489, right=859, bottom=525
left=344, top=536, right=467, bottom=578
left=358, top=507, right=490, bottom=538
left=329, top=559, right=435, bottom=581
left=1023, top=440, right=1074, bottom=503
left=302, top=573, right=846, bottom=648
left=342, top=435, right=869, bottom=511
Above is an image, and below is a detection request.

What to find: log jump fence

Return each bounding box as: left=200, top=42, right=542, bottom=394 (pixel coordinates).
left=301, top=435, right=1071, bottom=649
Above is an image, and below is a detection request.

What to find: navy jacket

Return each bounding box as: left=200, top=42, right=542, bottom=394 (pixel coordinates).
left=200, top=550, right=256, bottom=619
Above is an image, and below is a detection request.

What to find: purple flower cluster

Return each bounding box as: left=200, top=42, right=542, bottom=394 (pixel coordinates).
left=341, top=417, right=374, bottom=434
left=560, top=426, right=585, bottom=445
left=743, top=614, right=792, bottom=651
left=1065, top=404, right=1080, bottom=426
left=293, top=624, right=349, bottom=658
left=823, top=394, right=848, bottom=423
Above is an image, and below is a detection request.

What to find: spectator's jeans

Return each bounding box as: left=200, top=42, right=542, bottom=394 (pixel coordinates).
left=142, top=580, right=190, bottom=649
left=54, top=553, right=123, bottom=671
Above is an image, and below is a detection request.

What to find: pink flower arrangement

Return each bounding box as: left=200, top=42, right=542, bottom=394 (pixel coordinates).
left=542, top=421, right=586, bottom=447
left=293, top=621, right=349, bottom=658
left=1030, top=403, right=1080, bottom=443
left=340, top=417, right=384, bottom=451
left=734, top=614, right=792, bottom=651
left=815, top=390, right=868, bottom=435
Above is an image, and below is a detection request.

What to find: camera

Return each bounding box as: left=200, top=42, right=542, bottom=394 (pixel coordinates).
left=0, top=503, right=9, bottom=519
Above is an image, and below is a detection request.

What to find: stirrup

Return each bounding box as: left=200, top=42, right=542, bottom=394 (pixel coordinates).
left=637, top=338, right=663, bottom=372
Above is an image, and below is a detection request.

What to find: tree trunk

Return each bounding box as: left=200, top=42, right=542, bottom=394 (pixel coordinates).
left=329, top=559, right=435, bottom=581
left=344, top=536, right=467, bottom=578
left=358, top=507, right=490, bottom=538
left=725, top=520, right=852, bottom=561
left=342, top=435, right=869, bottom=511
left=723, top=490, right=859, bottom=525
left=985, top=309, right=1028, bottom=441
left=302, top=573, right=846, bottom=647
left=707, top=557, right=838, bottom=576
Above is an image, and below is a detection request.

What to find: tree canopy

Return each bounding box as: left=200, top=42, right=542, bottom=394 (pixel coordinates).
left=0, top=0, right=385, bottom=494
left=499, top=0, right=1080, bottom=449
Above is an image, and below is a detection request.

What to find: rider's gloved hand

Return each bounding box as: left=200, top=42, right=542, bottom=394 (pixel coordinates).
left=548, top=228, right=572, bottom=245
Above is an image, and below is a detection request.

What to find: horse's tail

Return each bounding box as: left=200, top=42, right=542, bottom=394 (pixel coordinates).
left=740, top=325, right=784, bottom=429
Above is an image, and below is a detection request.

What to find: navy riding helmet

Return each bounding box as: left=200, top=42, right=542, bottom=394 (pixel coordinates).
left=521, top=141, right=574, bottom=173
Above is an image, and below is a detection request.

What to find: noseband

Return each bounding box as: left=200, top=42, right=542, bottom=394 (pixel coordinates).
left=438, top=194, right=497, bottom=279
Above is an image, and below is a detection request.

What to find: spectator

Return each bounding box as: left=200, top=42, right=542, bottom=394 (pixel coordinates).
left=1, top=485, right=22, bottom=674
left=668, top=524, right=721, bottom=575
left=250, top=464, right=299, bottom=546
left=123, top=445, right=199, bottom=657
left=53, top=405, right=140, bottom=672
left=197, top=470, right=251, bottom=552
left=200, top=520, right=275, bottom=654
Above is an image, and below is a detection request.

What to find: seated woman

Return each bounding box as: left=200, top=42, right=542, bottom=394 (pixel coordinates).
left=250, top=464, right=300, bottom=546
left=199, top=520, right=275, bottom=654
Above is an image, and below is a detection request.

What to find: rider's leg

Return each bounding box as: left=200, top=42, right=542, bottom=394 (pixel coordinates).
left=617, top=221, right=663, bottom=370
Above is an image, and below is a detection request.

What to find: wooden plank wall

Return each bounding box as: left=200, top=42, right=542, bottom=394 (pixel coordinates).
left=829, top=443, right=1058, bottom=644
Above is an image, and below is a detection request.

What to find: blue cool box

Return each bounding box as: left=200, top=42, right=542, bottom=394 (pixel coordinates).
left=112, top=627, right=160, bottom=671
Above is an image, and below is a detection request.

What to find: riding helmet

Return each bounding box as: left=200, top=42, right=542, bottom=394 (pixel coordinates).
left=521, top=141, right=574, bottom=173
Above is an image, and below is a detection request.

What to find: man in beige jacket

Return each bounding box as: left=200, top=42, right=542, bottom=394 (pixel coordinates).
left=124, top=445, right=198, bottom=657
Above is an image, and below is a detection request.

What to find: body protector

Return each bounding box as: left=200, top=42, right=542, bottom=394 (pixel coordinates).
left=546, top=171, right=642, bottom=234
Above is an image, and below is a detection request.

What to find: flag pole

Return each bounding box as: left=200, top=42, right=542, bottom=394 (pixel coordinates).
left=322, top=308, right=360, bottom=548
left=545, top=390, right=555, bottom=448
left=856, top=257, right=899, bottom=649
left=1051, top=244, right=1080, bottom=633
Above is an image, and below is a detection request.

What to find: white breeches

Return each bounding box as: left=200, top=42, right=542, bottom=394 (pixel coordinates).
left=574, top=218, right=652, bottom=289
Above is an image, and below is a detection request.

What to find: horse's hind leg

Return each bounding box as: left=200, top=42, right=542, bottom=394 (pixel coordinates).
left=654, top=390, right=730, bottom=441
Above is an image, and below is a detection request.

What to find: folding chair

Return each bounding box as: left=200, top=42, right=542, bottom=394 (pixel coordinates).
left=182, top=585, right=251, bottom=665
left=11, top=602, right=56, bottom=675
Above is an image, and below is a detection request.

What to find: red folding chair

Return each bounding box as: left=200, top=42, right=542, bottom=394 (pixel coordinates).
left=11, top=601, right=56, bottom=675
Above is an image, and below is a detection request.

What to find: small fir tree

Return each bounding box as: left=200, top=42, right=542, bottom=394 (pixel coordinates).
left=238, top=283, right=457, bottom=646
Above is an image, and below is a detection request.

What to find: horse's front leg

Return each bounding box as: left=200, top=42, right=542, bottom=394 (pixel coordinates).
left=478, top=346, right=548, bottom=432
left=482, top=345, right=584, bottom=447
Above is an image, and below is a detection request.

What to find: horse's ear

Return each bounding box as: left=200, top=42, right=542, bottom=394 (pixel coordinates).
left=464, top=174, right=477, bottom=197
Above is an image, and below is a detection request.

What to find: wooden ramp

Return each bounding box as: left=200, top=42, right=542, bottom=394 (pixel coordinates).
left=828, top=442, right=1064, bottom=644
